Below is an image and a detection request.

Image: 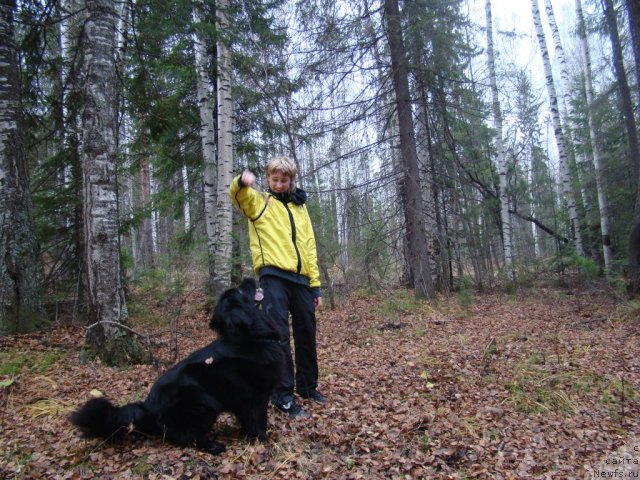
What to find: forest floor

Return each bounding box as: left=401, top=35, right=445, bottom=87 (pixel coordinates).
left=1, top=279, right=639, bottom=479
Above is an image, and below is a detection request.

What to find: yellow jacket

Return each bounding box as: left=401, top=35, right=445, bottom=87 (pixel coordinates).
left=230, top=175, right=321, bottom=292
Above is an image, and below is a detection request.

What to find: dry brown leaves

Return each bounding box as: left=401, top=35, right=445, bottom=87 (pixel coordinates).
left=0, top=286, right=638, bottom=479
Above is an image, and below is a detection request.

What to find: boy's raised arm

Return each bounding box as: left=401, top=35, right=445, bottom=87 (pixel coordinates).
left=230, top=170, right=265, bottom=220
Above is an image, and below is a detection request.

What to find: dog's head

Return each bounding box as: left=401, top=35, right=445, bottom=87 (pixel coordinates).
left=210, top=278, right=280, bottom=342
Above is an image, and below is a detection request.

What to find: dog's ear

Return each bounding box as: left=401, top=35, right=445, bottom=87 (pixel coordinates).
left=210, top=292, right=232, bottom=333
left=238, top=277, right=257, bottom=300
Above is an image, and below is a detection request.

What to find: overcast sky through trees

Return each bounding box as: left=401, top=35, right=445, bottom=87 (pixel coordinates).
left=467, top=0, right=587, bottom=176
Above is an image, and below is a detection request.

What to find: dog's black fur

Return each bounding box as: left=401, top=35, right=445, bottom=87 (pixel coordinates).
left=69, top=278, right=283, bottom=454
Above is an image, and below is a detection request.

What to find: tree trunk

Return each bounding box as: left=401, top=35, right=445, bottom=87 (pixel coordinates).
left=139, top=148, right=155, bottom=268
left=530, top=0, right=584, bottom=256
left=383, top=0, right=434, bottom=299
left=59, top=0, right=86, bottom=313
left=544, top=0, right=595, bottom=260
left=618, top=0, right=640, bottom=294
left=428, top=78, right=458, bottom=292
left=366, top=0, right=406, bottom=286
left=625, top=0, right=640, bottom=107
left=485, top=0, right=515, bottom=282
left=213, top=0, right=233, bottom=293
left=182, top=163, right=191, bottom=232
left=0, top=0, right=48, bottom=334
left=575, top=0, right=614, bottom=271
left=603, top=0, right=640, bottom=293
left=418, top=93, right=450, bottom=292
left=80, top=0, right=148, bottom=365
left=58, top=0, right=75, bottom=229
left=192, top=0, right=218, bottom=288
left=123, top=154, right=139, bottom=279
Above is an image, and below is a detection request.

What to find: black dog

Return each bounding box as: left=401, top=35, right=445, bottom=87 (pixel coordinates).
left=69, top=278, right=283, bottom=454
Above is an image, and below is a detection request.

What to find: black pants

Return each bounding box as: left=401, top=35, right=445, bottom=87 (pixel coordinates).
left=260, top=275, right=318, bottom=405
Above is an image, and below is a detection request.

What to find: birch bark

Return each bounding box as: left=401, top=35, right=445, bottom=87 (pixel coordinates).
left=530, top=0, right=584, bottom=255
left=59, top=0, right=86, bottom=304
left=182, top=164, right=191, bottom=232
left=59, top=0, right=76, bottom=196
left=485, top=0, right=515, bottom=281
left=213, top=0, right=234, bottom=292
left=0, top=0, right=48, bottom=333
left=78, top=0, right=150, bottom=364
left=192, top=0, right=218, bottom=285
left=80, top=0, right=127, bottom=341
left=543, top=0, right=594, bottom=251
left=139, top=146, right=154, bottom=267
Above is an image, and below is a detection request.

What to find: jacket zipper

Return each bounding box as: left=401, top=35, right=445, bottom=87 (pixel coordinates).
left=284, top=203, right=302, bottom=274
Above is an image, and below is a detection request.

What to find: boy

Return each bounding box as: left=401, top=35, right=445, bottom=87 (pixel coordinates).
left=230, top=156, right=325, bottom=418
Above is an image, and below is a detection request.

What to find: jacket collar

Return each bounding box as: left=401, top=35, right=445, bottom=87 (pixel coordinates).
left=268, top=188, right=308, bottom=206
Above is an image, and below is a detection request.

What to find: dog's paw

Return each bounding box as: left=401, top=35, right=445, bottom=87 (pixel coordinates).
left=198, top=440, right=226, bottom=455
left=245, top=431, right=268, bottom=443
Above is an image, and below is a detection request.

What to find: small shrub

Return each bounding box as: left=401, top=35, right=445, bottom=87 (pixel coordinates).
left=377, top=289, right=428, bottom=320
left=456, top=276, right=474, bottom=311
left=570, top=253, right=600, bottom=279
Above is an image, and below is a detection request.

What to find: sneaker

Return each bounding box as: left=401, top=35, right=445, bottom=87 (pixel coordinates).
left=274, top=400, right=310, bottom=418
left=299, top=390, right=327, bottom=404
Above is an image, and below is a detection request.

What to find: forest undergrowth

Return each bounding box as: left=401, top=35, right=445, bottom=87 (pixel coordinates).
left=1, top=280, right=639, bottom=479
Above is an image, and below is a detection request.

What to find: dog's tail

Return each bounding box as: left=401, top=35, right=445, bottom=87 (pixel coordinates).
left=69, top=397, right=152, bottom=440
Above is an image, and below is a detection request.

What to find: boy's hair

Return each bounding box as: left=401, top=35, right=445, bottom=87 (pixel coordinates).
left=265, top=156, right=297, bottom=192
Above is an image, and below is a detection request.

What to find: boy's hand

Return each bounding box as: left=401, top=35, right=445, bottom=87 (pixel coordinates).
left=240, top=170, right=256, bottom=188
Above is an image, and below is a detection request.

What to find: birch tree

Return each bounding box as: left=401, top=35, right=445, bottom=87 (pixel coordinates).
left=543, top=0, right=595, bottom=249
left=58, top=0, right=86, bottom=303
left=192, top=0, right=218, bottom=286
left=530, top=0, right=584, bottom=256
left=80, top=0, right=147, bottom=364
left=139, top=145, right=155, bottom=267
left=485, top=0, right=514, bottom=281
left=575, top=0, right=613, bottom=271
left=383, top=0, right=434, bottom=299
left=58, top=0, right=79, bottom=215
left=0, top=0, right=48, bottom=334
left=182, top=163, right=191, bottom=232
left=213, top=0, right=233, bottom=292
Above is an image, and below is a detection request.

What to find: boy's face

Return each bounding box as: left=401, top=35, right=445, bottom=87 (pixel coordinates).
left=268, top=171, right=291, bottom=194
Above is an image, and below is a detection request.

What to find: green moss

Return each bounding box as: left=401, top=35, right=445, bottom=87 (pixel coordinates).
left=0, top=307, right=50, bottom=335
left=131, top=456, right=153, bottom=476
left=80, top=332, right=152, bottom=367
left=0, top=349, right=64, bottom=376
